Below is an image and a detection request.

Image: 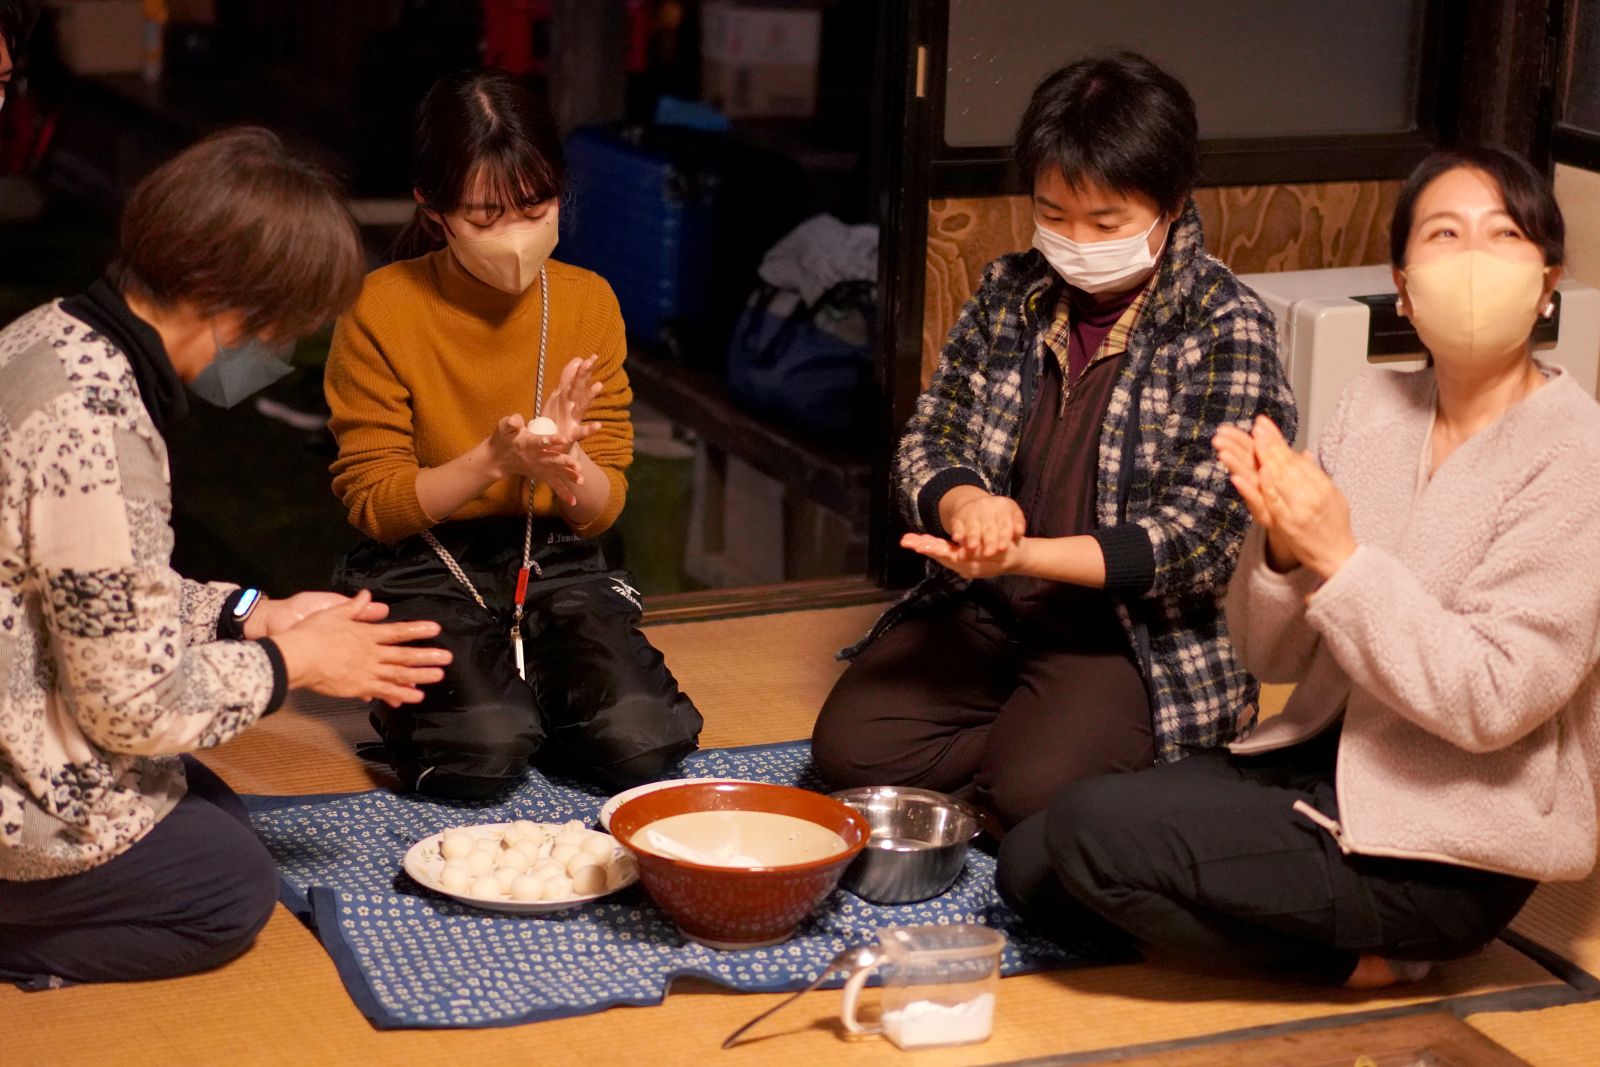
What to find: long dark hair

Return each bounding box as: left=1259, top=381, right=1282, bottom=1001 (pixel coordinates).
left=393, top=69, right=565, bottom=261
left=0, top=0, right=38, bottom=59
left=1390, top=146, right=1564, bottom=268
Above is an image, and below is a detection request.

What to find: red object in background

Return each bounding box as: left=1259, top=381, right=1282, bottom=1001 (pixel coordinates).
left=480, top=0, right=653, bottom=75
left=626, top=0, right=651, bottom=73
left=482, top=0, right=551, bottom=74
left=0, top=85, right=57, bottom=176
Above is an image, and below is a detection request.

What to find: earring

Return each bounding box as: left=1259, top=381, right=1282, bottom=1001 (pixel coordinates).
left=1543, top=301, right=1555, bottom=317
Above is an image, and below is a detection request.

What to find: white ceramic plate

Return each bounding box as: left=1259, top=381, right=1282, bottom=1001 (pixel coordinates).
left=403, top=821, right=638, bottom=915
left=597, top=778, right=760, bottom=831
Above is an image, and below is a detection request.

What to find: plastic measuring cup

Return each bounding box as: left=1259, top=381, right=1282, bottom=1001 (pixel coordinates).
left=839, top=923, right=1005, bottom=1049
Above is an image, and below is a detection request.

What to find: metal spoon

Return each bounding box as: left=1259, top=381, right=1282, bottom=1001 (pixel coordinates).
left=721, top=944, right=879, bottom=1049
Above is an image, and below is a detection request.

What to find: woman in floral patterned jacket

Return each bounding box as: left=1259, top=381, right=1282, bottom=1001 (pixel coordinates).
left=0, top=129, right=451, bottom=988
left=813, top=53, right=1296, bottom=830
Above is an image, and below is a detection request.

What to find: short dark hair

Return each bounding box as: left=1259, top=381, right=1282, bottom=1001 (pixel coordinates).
left=0, top=0, right=37, bottom=59
left=1390, top=146, right=1564, bottom=268
left=108, top=127, right=364, bottom=340
left=1013, top=51, right=1199, bottom=217
left=394, top=69, right=564, bottom=260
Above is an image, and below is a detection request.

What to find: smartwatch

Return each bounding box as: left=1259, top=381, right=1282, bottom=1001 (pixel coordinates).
left=222, top=587, right=263, bottom=639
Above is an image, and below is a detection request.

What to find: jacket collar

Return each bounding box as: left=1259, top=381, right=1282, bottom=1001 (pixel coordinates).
left=60, top=279, right=190, bottom=435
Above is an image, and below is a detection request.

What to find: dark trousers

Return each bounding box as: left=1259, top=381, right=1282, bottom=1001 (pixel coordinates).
left=335, top=517, right=703, bottom=800
left=0, top=757, right=278, bottom=988
left=811, top=590, right=1153, bottom=829
left=995, top=731, right=1538, bottom=984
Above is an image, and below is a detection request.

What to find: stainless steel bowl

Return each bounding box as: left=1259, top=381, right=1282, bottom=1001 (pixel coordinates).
left=830, top=786, right=981, bottom=904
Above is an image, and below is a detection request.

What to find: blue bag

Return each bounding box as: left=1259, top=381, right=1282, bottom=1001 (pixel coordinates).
left=726, top=279, right=876, bottom=441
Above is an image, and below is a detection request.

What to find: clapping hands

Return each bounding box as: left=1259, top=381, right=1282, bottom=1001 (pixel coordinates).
left=900, top=485, right=1031, bottom=578
left=900, top=531, right=1031, bottom=579
left=272, top=590, right=452, bottom=708
left=1213, top=415, right=1357, bottom=580
left=489, top=355, right=604, bottom=507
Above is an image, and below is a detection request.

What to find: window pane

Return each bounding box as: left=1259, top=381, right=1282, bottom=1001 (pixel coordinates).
left=1565, top=2, right=1600, bottom=134
left=944, top=0, right=1426, bottom=147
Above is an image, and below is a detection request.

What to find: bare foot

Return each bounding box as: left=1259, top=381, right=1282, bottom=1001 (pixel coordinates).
left=1344, top=954, right=1400, bottom=989
left=1345, top=955, right=1433, bottom=989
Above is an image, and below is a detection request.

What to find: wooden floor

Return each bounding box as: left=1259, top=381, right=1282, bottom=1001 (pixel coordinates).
left=7, top=603, right=1598, bottom=1067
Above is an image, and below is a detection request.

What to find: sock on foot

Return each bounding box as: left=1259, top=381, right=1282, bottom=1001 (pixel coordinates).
left=1383, top=959, right=1434, bottom=982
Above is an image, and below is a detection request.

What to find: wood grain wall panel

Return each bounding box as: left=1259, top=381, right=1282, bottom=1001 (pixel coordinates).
left=922, top=180, right=1402, bottom=382
left=1192, top=182, right=1400, bottom=275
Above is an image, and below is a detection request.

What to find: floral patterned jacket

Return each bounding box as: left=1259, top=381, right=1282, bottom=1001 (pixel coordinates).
left=0, top=302, right=280, bottom=881
left=853, top=202, right=1298, bottom=761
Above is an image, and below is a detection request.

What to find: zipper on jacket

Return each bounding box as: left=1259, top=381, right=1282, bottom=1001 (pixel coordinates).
left=1292, top=799, right=1353, bottom=854
left=1058, top=348, right=1119, bottom=419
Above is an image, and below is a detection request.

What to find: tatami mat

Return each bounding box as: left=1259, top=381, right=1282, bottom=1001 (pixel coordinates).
left=1469, top=1000, right=1600, bottom=1067
left=1508, top=875, right=1600, bottom=982
left=4, top=908, right=1558, bottom=1067
left=637, top=603, right=881, bottom=748
left=1259, top=683, right=1293, bottom=719
left=1082, top=1012, right=1529, bottom=1066
left=4, top=603, right=1588, bottom=1067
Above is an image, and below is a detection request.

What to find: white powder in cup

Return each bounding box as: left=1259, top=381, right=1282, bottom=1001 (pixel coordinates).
left=881, top=992, right=995, bottom=1048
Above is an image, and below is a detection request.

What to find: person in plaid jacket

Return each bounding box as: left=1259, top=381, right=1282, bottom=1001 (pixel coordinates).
left=812, top=53, right=1297, bottom=830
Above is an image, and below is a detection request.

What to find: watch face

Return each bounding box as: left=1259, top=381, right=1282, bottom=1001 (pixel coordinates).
left=233, top=588, right=262, bottom=619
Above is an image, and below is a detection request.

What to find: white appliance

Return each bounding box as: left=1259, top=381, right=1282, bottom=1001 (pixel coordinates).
left=1237, top=265, right=1600, bottom=446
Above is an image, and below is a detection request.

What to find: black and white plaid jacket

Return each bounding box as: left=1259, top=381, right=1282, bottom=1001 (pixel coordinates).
left=851, top=201, right=1298, bottom=761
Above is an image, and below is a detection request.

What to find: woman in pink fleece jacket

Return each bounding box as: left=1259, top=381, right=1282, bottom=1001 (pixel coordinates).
left=996, top=146, right=1600, bottom=988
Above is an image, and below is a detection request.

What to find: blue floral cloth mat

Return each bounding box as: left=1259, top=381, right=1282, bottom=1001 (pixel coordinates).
left=244, top=741, right=1112, bottom=1030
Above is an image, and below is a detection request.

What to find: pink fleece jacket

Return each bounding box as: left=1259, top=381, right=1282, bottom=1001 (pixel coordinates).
left=1226, top=364, right=1600, bottom=881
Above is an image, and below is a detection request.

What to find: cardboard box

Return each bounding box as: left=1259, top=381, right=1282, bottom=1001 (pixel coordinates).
left=701, top=2, right=821, bottom=118
left=51, top=1, right=146, bottom=75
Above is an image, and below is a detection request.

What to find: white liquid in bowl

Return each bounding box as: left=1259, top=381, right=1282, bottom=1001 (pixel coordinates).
left=635, top=810, right=849, bottom=868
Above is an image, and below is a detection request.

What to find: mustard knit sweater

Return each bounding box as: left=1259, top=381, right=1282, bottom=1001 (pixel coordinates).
left=326, top=250, right=633, bottom=544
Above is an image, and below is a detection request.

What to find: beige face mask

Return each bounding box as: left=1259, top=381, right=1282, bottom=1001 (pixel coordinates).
left=445, top=206, right=560, bottom=294
left=1402, top=250, right=1549, bottom=367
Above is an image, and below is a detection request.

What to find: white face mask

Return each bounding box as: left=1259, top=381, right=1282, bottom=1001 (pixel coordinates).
left=1032, top=214, right=1166, bottom=294
left=189, top=326, right=295, bottom=408
left=445, top=206, right=560, bottom=294
left=1402, top=250, right=1550, bottom=368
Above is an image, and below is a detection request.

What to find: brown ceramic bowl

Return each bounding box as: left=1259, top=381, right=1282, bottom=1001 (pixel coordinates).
left=610, top=782, right=870, bottom=949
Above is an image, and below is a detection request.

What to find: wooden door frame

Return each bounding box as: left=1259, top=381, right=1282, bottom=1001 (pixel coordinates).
left=1550, top=0, right=1600, bottom=171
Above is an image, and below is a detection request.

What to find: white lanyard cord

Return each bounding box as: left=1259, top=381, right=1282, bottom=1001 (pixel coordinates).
left=420, top=265, right=549, bottom=616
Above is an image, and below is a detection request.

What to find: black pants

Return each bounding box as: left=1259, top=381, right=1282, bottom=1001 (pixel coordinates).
left=0, top=757, right=278, bottom=988
left=335, top=517, right=703, bottom=800
left=995, top=730, right=1537, bottom=984
left=811, top=590, right=1153, bottom=829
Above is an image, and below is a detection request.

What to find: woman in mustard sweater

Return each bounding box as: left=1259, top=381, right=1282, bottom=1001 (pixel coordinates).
left=326, top=71, right=702, bottom=800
